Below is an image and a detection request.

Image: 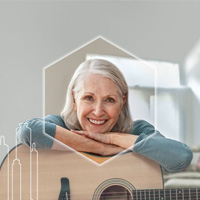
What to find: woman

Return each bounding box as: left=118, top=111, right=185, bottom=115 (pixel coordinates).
left=17, top=59, right=192, bottom=173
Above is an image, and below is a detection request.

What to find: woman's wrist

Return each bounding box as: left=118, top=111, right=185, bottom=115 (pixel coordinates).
left=111, top=133, right=139, bottom=149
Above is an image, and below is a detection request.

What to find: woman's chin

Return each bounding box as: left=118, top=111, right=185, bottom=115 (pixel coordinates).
left=88, top=129, right=106, bottom=134
left=86, top=126, right=109, bottom=134
left=84, top=122, right=109, bottom=133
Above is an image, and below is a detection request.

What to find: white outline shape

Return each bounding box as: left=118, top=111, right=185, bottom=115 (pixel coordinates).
left=30, top=143, right=38, bottom=200
left=0, top=135, right=10, bottom=200
left=17, top=123, right=39, bottom=200
left=42, top=36, right=158, bottom=165
left=12, top=158, right=21, bottom=200
left=12, top=127, right=22, bottom=200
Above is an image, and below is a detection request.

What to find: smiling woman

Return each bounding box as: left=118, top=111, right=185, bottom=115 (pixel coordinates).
left=17, top=59, right=193, bottom=173
left=61, top=59, right=132, bottom=134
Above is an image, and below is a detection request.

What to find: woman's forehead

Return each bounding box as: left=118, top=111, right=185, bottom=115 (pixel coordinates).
left=80, top=73, right=121, bottom=96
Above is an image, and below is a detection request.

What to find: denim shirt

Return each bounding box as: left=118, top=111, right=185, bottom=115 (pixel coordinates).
left=17, top=115, right=193, bottom=173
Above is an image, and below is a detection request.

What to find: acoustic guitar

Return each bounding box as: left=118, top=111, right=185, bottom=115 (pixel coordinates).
left=0, top=144, right=199, bottom=199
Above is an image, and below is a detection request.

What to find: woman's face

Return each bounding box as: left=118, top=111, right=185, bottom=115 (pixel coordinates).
left=73, top=73, right=126, bottom=133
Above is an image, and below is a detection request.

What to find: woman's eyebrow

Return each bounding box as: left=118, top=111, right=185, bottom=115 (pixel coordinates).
left=83, top=92, right=119, bottom=97
left=85, top=93, right=118, bottom=97
left=84, top=92, right=94, bottom=95
left=105, top=95, right=118, bottom=97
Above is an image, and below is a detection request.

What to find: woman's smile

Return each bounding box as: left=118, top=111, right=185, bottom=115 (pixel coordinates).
left=88, top=118, right=107, bottom=125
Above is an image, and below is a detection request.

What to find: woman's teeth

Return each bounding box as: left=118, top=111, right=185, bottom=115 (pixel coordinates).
left=89, top=119, right=106, bottom=125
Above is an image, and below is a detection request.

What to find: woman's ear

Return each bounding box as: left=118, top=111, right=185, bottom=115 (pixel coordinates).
left=72, top=92, right=77, bottom=111
left=122, top=95, right=126, bottom=105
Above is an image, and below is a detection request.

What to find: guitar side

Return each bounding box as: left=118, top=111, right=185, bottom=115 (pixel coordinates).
left=0, top=144, right=163, bottom=200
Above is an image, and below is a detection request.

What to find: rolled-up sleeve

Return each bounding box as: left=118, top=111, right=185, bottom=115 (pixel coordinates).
left=132, top=120, right=193, bottom=173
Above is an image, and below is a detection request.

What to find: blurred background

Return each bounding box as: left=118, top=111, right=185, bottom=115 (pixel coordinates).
left=1, top=1, right=200, bottom=167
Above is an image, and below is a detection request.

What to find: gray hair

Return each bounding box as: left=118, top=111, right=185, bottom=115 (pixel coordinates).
left=60, top=59, right=133, bottom=133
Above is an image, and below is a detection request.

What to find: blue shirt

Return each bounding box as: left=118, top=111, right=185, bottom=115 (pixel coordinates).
left=17, top=115, right=193, bottom=173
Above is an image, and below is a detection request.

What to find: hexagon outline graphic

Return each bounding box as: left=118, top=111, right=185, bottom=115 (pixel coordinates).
left=43, top=36, right=157, bottom=165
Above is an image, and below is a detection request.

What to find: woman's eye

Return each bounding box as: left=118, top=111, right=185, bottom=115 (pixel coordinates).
left=106, top=98, right=115, bottom=103
left=85, top=96, right=93, bottom=101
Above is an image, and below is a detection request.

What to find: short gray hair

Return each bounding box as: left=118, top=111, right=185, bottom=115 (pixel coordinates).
left=61, top=59, right=133, bottom=133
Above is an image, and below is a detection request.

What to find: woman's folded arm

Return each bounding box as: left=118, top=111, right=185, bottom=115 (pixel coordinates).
left=132, top=120, right=193, bottom=173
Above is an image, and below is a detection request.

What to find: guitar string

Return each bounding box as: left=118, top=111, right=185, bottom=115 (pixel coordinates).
left=60, top=190, right=200, bottom=199
left=61, top=193, right=200, bottom=198
left=61, top=194, right=200, bottom=200
left=61, top=189, right=200, bottom=195
left=61, top=195, right=200, bottom=200
left=62, top=190, right=200, bottom=196
left=60, top=193, right=200, bottom=200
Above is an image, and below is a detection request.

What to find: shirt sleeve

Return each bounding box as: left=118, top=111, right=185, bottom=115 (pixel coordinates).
left=131, top=120, right=193, bottom=173
left=16, top=115, right=67, bottom=149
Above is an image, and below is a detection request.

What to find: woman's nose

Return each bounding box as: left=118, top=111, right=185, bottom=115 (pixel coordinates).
left=92, top=102, right=105, bottom=117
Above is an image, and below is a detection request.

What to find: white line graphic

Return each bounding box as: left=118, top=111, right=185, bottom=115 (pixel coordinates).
left=30, top=143, right=38, bottom=200
left=0, top=135, right=10, bottom=200
left=12, top=127, right=23, bottom=200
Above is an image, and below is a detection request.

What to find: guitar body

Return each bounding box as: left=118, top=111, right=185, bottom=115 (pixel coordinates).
left=0, top=145, right=163, bottom=200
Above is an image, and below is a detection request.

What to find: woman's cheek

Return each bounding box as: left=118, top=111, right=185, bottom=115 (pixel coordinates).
left=80, top=103, right=93, bottom=116
left=109, top=105, right=122, bottom=118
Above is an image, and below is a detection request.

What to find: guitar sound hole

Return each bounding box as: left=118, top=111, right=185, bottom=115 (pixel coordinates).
left=99, top=185, right=131, bottom=200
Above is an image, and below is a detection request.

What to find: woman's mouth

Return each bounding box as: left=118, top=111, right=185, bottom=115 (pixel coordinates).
left=88, top=118, right=107, bottom=125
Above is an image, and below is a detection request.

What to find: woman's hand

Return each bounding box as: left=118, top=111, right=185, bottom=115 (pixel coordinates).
left=71, top=130, right=139, bottom=149
left=52, top=125, right=125, bottom=156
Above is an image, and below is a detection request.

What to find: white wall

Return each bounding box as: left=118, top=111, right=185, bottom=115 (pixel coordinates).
left=1, top=1, right=200, bottom=162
